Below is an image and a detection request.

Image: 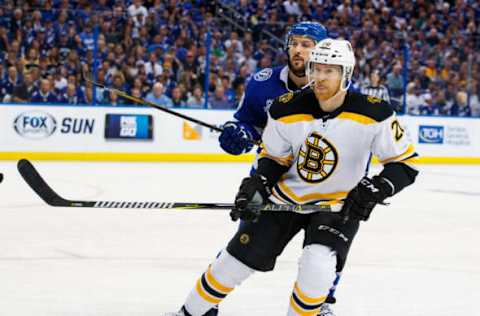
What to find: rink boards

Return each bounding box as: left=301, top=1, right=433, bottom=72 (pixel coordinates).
left=0, top=103, right=479, bottom=164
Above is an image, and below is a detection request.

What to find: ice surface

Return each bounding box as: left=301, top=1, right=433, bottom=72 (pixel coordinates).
left=0, top=161, right=479, bottom=316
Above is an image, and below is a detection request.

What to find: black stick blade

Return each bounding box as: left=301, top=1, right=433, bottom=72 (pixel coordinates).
left=17, top=159, right=71, bottom=206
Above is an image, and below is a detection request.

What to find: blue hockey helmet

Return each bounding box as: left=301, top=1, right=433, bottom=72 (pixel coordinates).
left=285, top=22, right=328, bottom=49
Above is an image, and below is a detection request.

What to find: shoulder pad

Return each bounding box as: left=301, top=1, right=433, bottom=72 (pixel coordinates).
left=269, top=88, right=317, bottom=121
left=343, top=92, right=394, bottom=122
left=278, top=91, right=295, bottom=104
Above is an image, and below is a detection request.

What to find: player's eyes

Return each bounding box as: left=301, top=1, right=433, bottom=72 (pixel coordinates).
left=289, top=41, right=314, bottom=48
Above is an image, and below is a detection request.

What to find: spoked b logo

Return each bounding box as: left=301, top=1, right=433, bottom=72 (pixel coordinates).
left=14, top=111, right=57, bottom=139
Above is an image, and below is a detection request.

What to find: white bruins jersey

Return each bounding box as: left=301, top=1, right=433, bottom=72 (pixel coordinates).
left=261, top=89, right=418, bottom=206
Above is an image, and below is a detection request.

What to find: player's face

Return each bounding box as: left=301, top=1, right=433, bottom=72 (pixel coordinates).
left=310, top=63, right=343, bottom=100
left=288, top=35, right=316, bottom=76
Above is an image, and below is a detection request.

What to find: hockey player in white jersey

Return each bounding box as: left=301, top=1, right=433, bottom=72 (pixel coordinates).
left=218, top=21, right=340, bottom=316
left=163, top=38, right=418, bottom=316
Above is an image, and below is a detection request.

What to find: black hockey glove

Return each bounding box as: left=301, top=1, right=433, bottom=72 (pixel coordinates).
left=341, top=176, right=394, bottom=222
left=230, top=174, right=271, bottom=222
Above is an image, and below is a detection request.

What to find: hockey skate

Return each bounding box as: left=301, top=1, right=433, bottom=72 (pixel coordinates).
left=162, top=312, right=186, bottom=316
left=162, top=306, right=218, bottom=316
left=318, top=303, right=335, bottom=316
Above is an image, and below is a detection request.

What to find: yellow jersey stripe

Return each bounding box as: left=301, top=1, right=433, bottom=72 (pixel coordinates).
left=271, top=188, right=290, bottom=204
left=290, top=296, right=321, bottom=316
left=259, top=150, right=294, bottom=166
left=205, top=266, right=233, bottom=294
left=278, top=181, right=348, bottom=203
left=294, top=282, right=327, bottom=305
left=402, top=155, right=420, bottom=164
left=195, top=279, right=222, bottom=304
left=380, top=144, right=416, bottom=164
left=337, top=112, right=377, bottom=125
left=278, top=114, right=315, bottom=124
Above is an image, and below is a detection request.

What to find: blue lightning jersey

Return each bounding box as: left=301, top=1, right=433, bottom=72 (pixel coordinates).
left=234, top=66, right=298, bottom=135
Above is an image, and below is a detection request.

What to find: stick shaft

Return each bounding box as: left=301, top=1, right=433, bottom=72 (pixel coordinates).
left=85, top=77, right=223, bottom=132
left=17, top=159, right=340, bottom=213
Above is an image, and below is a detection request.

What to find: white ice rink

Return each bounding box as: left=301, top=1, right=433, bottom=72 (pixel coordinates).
left=0, top=160, right=479, bottom=316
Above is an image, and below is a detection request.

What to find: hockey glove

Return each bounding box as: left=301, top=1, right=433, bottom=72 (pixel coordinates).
left=230, top=174, right=271, bottom=222
left=341, top=176, right=394, bottom=222
left=219, top=121, right=256, bottom=155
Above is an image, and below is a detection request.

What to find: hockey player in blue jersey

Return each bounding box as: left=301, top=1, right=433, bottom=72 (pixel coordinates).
left=217, top=22, right=339, bottom=316
left=219, top=22, right=328, bottom=157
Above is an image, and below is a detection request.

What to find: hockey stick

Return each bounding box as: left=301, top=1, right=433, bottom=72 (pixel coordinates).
left=83, top=75, right=261, bottom=146
left=17, top=159, right=339, bottom=213
left=83, top=75, right=223, bottom=132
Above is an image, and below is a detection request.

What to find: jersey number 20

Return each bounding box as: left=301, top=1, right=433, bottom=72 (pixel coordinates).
left=391, top=119, right=405, bottom=142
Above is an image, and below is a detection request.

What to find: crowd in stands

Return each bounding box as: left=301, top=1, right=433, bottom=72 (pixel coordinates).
left=0, top=0, right=479, bottom=117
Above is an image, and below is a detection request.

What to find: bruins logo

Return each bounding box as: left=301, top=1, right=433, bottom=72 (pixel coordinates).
left=239, top=234, right=250, bottom=244
left=297, top=132, right=338, bottom=183
left=278, top=92, right=294, bottom=104
left=367, top=95, right=382, bottom=103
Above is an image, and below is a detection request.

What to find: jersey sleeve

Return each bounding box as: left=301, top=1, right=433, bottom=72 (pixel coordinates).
left=371, top=113, right=418, bottom=167
left=258, top=113, right=294, bottom=167
left=233, top=79, right=269, bottom=129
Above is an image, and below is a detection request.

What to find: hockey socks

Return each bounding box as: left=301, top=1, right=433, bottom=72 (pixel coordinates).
left=184, top=250, right=254, bottom=315
left=288, top=245, right=337, bottom=316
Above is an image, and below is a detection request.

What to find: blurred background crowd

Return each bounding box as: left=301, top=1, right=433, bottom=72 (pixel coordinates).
left=0, top=0, right=479, bottom=116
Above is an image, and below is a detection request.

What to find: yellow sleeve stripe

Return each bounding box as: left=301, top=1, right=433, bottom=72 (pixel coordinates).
left=337, top=112, right=377, bottom=125
left=278, top=114, right=315, bottom=123
left=290, top=296, right=322, bottom=316
left=195, top=278, right=222, bottom=304
left=294, top=282, right=327, bottom=305
left=380, top=144, right=416, bottom=164
left=259, top=147, right=294, bottom=166
left=205, top=266, right=233, bottom=294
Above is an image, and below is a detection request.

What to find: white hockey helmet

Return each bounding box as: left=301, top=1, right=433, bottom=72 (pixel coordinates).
left=307, top=38, right=356, bottom=91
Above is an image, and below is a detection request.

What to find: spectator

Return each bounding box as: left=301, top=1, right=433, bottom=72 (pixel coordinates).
left=209, top=85, right=231, bottom=109
left=1, top=66, right=20, bottom=101
left=144, top=52, right=163, bottom=78
left=386, top=64, right=404, bottom=99
left=469, top=84, right=480, bottom=117
left=59, top=83, right=86, bottom=105
left=20, top=48, right=40, bottom=75
left=418, top=93, right=441, bottom=116
left=53, top=66, right=68, bottom=94
left=432, top=89, right=452, bottom=115
left=450, top=91, right=471, bottom=117
left=145, top=82, right=173, bottom=107
left=283, top=1, right=302, bottom=16
left=106, top=89, right=123, bottom=106
left=186, top=85, right=206, bottom=108
left=130, top=87, right=144, bottom=105
left=232, top=77, right=245, bottom=104
left=224, top=31, right=244, bottom=55
left=171, top=86, right=186, bottom=107
left=31, top=78, right=58, bottom=103
left=128, top=0, right=148, bottom=37
left=406, top=83, right=424, bottom=115
left=12, top=71, right=36, bottom=103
